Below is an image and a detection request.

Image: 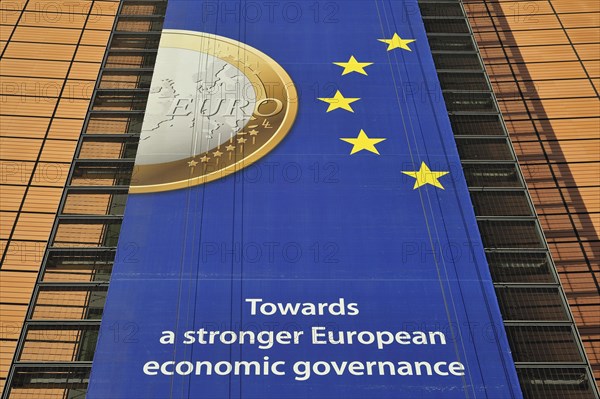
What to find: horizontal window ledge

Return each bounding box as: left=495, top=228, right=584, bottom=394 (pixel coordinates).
left=504, top=320, right=574, bottom=325
left=448, top=111, right=499, bottom=116
left=437, top=68, right=485, bottom=73
left=476, top=216, right=538, bottom=221
left=442, top=89, right=492, bottom=94
left=37, top=282, right=110, bottom=289
left=48, top=246, right=118, bottom=251
left=119, top=13, right=166, bottom=17
left=454, top=134, right=508, bottom=139
left=115, top=28, right=164, bottom=34
left=493, top=283, right=560, bottom=288
left=13, top=362, right=92, bottom=368
left=101, top=68, right=155, bottom=73
left=65, top=186, right=129, bottom=193
left=74, top=159, right=136, bottom=164
left=74, top=158, right=136, bottom=163
left=83, top=134, right=141, bottom=139
left=468, top=186, right=526, bottom=191
left=66, top=185, right=131, bottom=191
left=96, top=88, right=150, bottom=94
left=461, top=159, right=517, bottom=165
left=107, top=48, right=158, bottom=54
left=460, top=160, right=518, bottom=164
left=469, top=187, right=526, bottom=192
left=485, top=249, right=549, bottom=254
left=81, top=136, right=140, bottom=143
left=117, top=15, right=165, bottom=20
left=502, top=322, right=576, bottom=328
left=24, top=320, right=101, bottom=328
left=422, top=16, right=467, bottom=21
left=47, top=247, right=117, bottom=254
left=426, top=33, right=471, bottom=37
left=514, top=363, right=591, bottom=368
left=57, top=215, right=123, bottom=222
left=112, top=32, right=162, bottom=36
left=87, top=112, right=146, bottom=117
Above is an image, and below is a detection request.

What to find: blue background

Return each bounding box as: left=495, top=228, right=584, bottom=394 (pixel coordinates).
left=87, top=1, right=522, bottom=398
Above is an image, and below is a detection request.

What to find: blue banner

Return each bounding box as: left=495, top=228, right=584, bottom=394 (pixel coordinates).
left=88, top=1, right=522, bottom=398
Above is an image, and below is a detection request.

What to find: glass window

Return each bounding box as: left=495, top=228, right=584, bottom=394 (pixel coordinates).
left=438, top=72, right=490, bottom=91
left=450, top=114, right=505, bottom=136
left=427, top=35, right=475, bottom=52
left=486, top=252, right=556, bottom=283
left=506, top=326, right=583, bottom=363
left=423, top=18, right=471, bottom=34
left=456, top=138, right=514, bottom=161
left=433, top=53, right=482, bottom=70
left=470, top=191, right=532, bottom=216
left=495, top=287, right=569, bottom=321
left=463, top=164, right=522, bottom=187
left=517, top=367, right=596, bottom=399
left=478, top=220, right=545, bottom=249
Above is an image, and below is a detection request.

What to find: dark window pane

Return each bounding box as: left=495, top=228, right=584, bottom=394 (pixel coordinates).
left=496, top=287, right=569, bottom=321
left=463, top=164, right=522, bottom=187
left=470, top=191, right=532, bottom=216
left=450, top=114, right=505, bottom=136
left=517, top=367, right=596, bottom=399
left=444, top=92, right=497, bottom=112
left=506, top=326, right=583, bottom=363
left=478, top=220, right=544, bottom=249
left=427, top=35, right=475, bottom=52
left=419, top=3, right=464, bottom=17
left=110, top=34, right=161, bottom=50
left=456, top=138, right=514, bottom=161
left=423, top=18, right=470, bottom=34
left=433, top=53, right=482, bottom=70
left=439, top=72, right=490, bottom=91
left=10, top=366, right=90, bottom=390
left=486, top=252, right=556, bottom=283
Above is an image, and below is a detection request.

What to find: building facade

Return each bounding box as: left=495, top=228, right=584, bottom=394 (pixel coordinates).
left=0, top=0, right=598, bottom=397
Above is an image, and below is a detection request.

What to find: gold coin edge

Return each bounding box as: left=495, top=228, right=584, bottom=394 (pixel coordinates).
left=130, top=29, right=298, bottom=194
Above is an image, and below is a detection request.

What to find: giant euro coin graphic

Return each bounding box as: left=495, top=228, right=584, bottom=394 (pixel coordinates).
left=131, top=30, right=298, bottom=193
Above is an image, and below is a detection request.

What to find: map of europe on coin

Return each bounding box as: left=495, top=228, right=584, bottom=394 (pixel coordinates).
left=137, top=48, right=256, bottom=166
left=130, top=30, right=298, bottom=193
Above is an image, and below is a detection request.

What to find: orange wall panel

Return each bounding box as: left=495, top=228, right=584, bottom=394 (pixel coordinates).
left=466, top=0, right=600, bottom=384
left=0, top=0, right=117, bottom=388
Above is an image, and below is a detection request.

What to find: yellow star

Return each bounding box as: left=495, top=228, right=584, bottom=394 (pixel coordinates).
left=200, top=156, right=210, bottom=163
left=212, top=150, right=223, bottom=157
left=237, top=137, right=248, bottom=144
left=318, top=90, right=360, bottom=113
left=226, top=145, right=236, bottom=152
left=402, top=162, right=449, bottom=190
left=333, top=56, right=374, bottom=76
left=187, top=160, right=198, bottom=168
left=340, top=130, right=386, bottom=155
left=378, top=33, right=416, bottom=52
